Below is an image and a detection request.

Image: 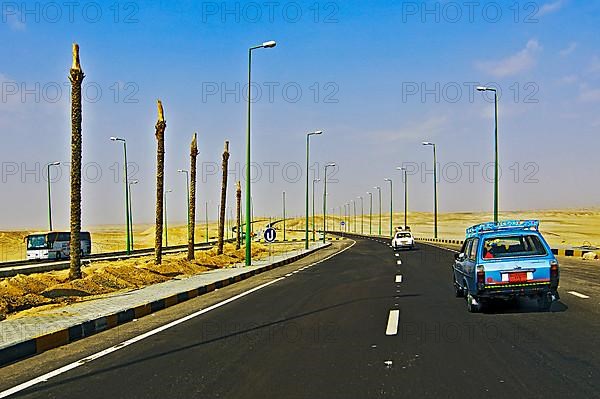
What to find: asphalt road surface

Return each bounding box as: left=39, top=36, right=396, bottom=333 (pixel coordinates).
left=2, top=238, right=600, bottom=398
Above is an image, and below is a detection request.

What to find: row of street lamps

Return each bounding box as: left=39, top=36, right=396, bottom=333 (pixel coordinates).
left=46, top=41, right=498, bottom=264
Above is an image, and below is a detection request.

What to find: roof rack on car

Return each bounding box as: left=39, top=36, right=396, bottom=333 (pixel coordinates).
left=465, top=220, right=539, bottom=238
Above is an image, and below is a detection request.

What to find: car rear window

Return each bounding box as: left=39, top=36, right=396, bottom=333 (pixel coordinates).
left=482, top=235, right=547, bottom=259
left=396, top=232, right=411, bottom=238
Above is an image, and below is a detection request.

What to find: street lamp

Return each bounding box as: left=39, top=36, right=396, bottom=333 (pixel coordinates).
left=282, top=191, right=286, bottom=241
left=367, top=192, right=373, bottom=235
left=384, top=178, right=393, bottom=238
left=177, top=169, right=190, bottom=242
left=305, top=130, right=323, bottom=249
left=164, top=189, right=172, bottom=247
left=110, top=136, right=131, bottom=254
left=396, top=167, right=408, bottom=229
left=344, top=203, right=349, bottom=232
left=46, top=161, right=60, bottom=231
left=205, top=201, right=209, bottom=243
left=373, top=186, right=382, bottom=236
left=477, top=86, right=499, bottom=223
left=128, top=179, right=138, bottom=249
left=312, top=178, right=321, bottom=241
left=352, top=199, right=356, bottom=233
left=323, top=163, right=336, bottom=243
left=245, top=40, right=277, bottom=266
left=357, top=196, right=364, bottom=235
left=422, top=141, right=438, bottom=238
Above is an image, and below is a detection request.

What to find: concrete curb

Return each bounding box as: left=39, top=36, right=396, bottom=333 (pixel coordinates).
left=0, top=243, right=331, bottom=367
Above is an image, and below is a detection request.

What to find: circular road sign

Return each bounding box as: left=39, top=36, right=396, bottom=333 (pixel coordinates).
left=264, top=227, right=277, bottom=243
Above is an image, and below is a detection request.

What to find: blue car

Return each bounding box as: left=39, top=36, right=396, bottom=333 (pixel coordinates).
left=452, top=220, right=560, bottom=312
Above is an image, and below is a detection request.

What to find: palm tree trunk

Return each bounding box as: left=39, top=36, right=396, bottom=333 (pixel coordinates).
left=236, top=181, right=241, bottom=250
left=69, top=43, right=84, bottom=281
left=188, top=133, right=198, bottom=260
left=217, top=141, right=230, bottom=254
left=154, top=100, right=166, bottom=265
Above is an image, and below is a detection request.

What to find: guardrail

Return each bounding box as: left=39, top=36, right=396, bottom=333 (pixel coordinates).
left=414, top=237, right=599, bottom=258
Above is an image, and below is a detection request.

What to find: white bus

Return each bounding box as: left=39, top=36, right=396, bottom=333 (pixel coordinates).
left=26, top=231, right=92, bottom=260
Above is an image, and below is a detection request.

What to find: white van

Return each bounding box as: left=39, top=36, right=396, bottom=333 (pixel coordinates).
left=26, top=231, right=92, bottom=260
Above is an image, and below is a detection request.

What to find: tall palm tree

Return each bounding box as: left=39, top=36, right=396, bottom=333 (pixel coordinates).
left=188, top=133, right=198, bottom=260
left=236, top=181, right=241, bottom=250
left=69, top=43, right=84, bottom=281
left=217, top=141, right=230, bottom=255
left=154, top=100, right=166, bottom=265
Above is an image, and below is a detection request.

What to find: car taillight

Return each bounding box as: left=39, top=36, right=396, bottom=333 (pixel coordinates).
left=550, top=260, right=559, bottom=285
left=477, top=265, right=485, bottom=288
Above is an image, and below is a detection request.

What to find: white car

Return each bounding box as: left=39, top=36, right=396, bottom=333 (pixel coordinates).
left=392, top=231, right=414, bottom=250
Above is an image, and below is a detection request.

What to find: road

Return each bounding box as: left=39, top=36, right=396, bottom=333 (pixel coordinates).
left=2, top=238, right=600, bottom=398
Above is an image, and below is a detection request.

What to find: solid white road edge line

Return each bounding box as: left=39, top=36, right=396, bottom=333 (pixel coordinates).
left=385, top=310, right=400, bottom=336
left=0, top=240, right=357, bottom=398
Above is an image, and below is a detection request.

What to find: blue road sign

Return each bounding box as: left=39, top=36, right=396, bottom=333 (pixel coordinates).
left=264, top=227, right=277, bottom=243
left=340, top=221, right=345, bottom=226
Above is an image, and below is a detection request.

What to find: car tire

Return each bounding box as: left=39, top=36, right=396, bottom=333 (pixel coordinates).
left=537, top=294, right=552, bottom=312
left=466, top=289, right=480, bottom=313
left=454, top=281, right=463, bottom=298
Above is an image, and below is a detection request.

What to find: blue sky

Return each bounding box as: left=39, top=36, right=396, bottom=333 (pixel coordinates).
left=1, top=0, right=599, bottom=229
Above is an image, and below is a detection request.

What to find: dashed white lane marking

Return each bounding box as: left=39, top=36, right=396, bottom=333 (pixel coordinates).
left=0, top=240, right=359, bottom=398
left=397, top=260, right=402, bottom=265
left=386, top=310, right=400, bottom=336
left=395, top=254, right=400, bottom=257
left=568, top=291, right=590, bottom=299
left=396, top=275, right=403, bottom=283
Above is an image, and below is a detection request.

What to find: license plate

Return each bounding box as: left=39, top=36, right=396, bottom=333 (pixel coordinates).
left=508, top=272, right=528, bottom=283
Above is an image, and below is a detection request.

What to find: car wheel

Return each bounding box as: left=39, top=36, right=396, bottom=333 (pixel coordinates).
left=537, top=294, right=552, bottom=312
left=454, top=280, right=464, bottom=298
left=466, top=288, right=480, bottom=313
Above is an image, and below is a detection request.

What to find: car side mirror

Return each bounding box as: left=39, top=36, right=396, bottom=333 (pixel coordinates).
left=455, top=253, right=465, bottom=261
